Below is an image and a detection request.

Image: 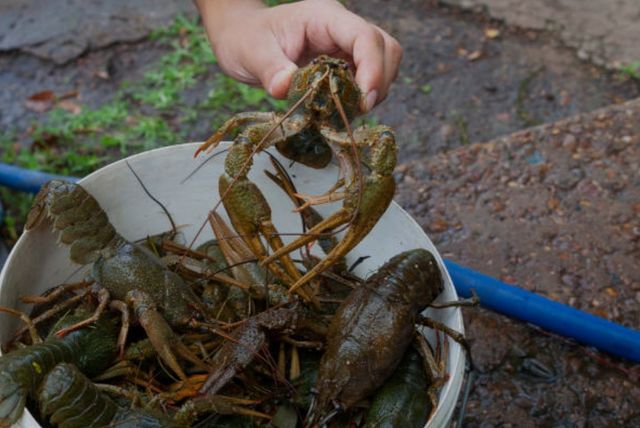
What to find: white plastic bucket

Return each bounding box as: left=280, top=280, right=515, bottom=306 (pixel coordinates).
left=0, top=142, right=465, bottom=427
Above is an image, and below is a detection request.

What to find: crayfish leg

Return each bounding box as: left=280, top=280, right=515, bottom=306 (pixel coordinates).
left=175, top=395, right=271, bottom=425
left=195, top=112, right=278, bottom=157
left=262, top=208, right=350, bottom=267
left=417, top=315, right=474, bottom=371
left=55, top=288, right=110, bottom=337
left=0, top=306, right=41, bottom=345
left=262, top=208, right=353, bottom=292
left=108, top=300, right=130, bottom=359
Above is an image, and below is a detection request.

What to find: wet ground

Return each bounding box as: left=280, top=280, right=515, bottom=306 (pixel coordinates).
left=1, top=0, right=639, bottom=425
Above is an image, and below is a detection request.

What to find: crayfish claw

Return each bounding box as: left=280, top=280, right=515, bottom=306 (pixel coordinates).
left=200, top=320, right=265, bottom=395
left=129, top=290, right=208, bottom=381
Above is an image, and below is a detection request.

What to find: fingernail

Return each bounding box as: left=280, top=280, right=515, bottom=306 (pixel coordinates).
left=364, top=90, right=378, bottom=112
left=269, top=66, right=295, bottom=97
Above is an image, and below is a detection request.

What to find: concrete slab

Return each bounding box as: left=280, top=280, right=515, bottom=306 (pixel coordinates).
left=0, top=0, right=196, bottom=63
left=441, top=0, right=640, bottom=69
left=395, top=98, right=640, bottom=424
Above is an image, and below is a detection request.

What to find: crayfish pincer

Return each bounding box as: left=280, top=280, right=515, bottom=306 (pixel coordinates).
left=25, top=180, right=209, bottom=381
left=309, top=249, right=444, bottom=425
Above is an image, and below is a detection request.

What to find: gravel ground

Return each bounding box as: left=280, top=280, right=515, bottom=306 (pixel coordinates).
left=395, top=99, right=640, bottom=426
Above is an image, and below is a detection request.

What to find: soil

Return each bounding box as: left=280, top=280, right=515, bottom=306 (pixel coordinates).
left=395, top=100, right=640, bottom=426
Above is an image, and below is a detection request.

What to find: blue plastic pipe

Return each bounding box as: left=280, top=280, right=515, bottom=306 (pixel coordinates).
left=1, top=163, right=639, bottom=362
left=0, top=163, right=79, bottom=193
left=445, top=260, right=640, bottom=362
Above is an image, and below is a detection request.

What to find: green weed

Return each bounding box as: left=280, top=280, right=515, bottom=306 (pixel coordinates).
left=0, top=14, right=293, bottom=240
left=620, top=60, right=640, bottom=80
left=515, top=67, right=544, bottom=127
left=450, top=111, right=470, bottom=146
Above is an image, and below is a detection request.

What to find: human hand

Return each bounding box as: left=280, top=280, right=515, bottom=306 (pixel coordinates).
left=196, top=0, right=402, bottom=112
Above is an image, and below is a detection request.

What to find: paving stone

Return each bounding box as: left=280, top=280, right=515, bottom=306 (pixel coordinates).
left=0, top=0, right=196, bottom=63
left=441, top=0, right=640, bottom=69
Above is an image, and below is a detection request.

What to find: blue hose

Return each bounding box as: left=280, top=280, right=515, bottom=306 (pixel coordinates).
left=0, top=163, right=79, bottom=194
left=1, top=163, right=638, bottom=362
left=445, top=260, right=640, bottom=362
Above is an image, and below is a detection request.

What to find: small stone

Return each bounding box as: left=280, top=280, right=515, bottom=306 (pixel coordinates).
left=547, top=198, right=560, bottom=210
left=569, top=124, right=582, bottom=134
left=484, top=27, right=501, bottom=39
left=561, top=274, right=576, bottom=287
left=404, top=175, right=417, bottom=185
left=562, top=134, right=577, bottom=151
left=427, top=219, right=449, bottom=233
left=491, top=200, right=506, bottom=212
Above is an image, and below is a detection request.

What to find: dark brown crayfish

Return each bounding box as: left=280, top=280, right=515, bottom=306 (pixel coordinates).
left=309, top=248, right=445, bottom=425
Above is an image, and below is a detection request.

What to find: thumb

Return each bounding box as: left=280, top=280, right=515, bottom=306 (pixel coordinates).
left=266, top=62, right=298, bottom=99
left=242, top=44, right=298, bottom=99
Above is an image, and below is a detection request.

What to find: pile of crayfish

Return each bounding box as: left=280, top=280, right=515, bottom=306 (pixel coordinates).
left=0, top=56, right=468, bottom=428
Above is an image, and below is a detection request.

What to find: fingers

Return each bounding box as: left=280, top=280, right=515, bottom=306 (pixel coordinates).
left=311, top=5, right=403, bottom=111
left=198, top=0, right=403, bottom=107
left=214, top=20, right=300, bottom=99
left=375, top=25, right=403, bottom=104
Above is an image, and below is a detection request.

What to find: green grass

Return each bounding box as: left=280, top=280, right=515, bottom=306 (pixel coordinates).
left=0, top=14, right=292, bottom=243
left=515, top=67, right=544, bottom=127
left=620, top=60, right=640, bottom=80
left=450, top=111, right=470, bottom=146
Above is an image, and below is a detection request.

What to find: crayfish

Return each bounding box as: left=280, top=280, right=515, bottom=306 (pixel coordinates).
left=0, top=305, right=119, bottom=426
left=24, top=180, right=210, bottom=381
left=195, top=55, right=398, bottom=298
left=308, top=248, right=467, bottom=426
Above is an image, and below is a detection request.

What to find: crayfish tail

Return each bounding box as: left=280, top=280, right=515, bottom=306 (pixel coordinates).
left=0, top=383, right=26, bottom=428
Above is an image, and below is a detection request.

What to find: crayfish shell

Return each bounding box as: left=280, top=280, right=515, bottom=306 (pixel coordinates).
left=313, top=249, right=444, bottom=417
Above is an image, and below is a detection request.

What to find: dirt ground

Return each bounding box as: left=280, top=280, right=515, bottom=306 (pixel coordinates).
left=395, top=99, right=640, bottom=426
left=1, top=1, right=638, bottom=158
left=1, top=0, right=639, bottom=426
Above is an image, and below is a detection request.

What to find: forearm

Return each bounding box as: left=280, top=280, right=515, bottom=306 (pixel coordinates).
left=195, top=0, right=264, bottom=14
left=196, top=0, right=266, bottom=47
